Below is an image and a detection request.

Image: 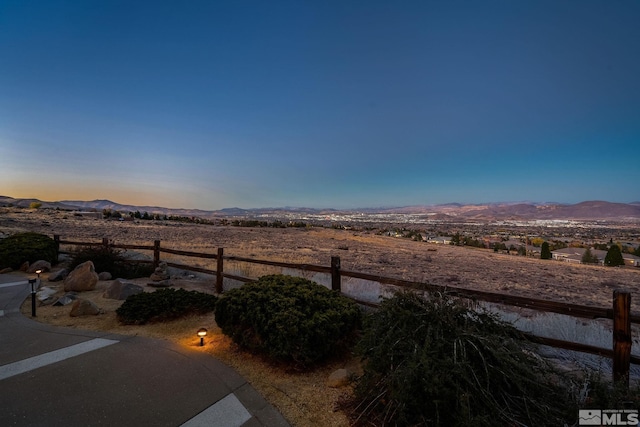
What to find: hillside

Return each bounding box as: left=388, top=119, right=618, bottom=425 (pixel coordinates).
left=2, top=196, right=639, bottom=221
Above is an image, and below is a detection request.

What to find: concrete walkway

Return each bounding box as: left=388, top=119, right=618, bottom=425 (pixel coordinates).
left=0, top=273, right=290, bottom=427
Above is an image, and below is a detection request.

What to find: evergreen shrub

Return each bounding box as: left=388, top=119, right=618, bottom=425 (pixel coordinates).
left=215, top=274, right=362, bottom=368
left=540, top=241, right=552, bottom=259
left=0, top=232, right=58, bottom=269
left=605, top=245, right=625, bottom=267
left=116, top=288, right=217, bottom=325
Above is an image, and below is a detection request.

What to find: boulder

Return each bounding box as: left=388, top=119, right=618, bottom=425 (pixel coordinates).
left=53, top=293, right=78, bottom=306
left=69, top=298, right=101, bottom=317
left=0, top=267, right=12, bottom=274
left=40, top=296, right=57, bottom=306
left=48, top=269, right=68, bottom=282
left=19, top=261, right=29, bottom=272
left=63, top=261, right=99, bottom=292
left=103, top=279, right=143, bottom=300
left=36, top=287, right=57, bottom=302
left=98, top=271, right=113, bottom=281
left=27, top=260, right=51, bottom=274
left=326, top=368, right=352, bottom=388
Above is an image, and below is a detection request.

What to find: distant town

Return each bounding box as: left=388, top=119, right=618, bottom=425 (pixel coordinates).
left=249, top=210, right=640, bottom=267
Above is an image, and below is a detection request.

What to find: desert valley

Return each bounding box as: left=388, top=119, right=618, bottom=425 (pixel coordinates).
left=1, top=200, right=639, bottom=311
left=2, top=199, right=640, bottom=426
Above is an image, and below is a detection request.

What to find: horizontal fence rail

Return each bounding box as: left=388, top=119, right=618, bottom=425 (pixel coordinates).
left=340, top=268, right=640, bottom=322
left=52, top=235, right=638, bottom=384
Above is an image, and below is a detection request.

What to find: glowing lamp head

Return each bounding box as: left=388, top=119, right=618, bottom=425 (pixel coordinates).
left=197, top=328, right=207, bottom=346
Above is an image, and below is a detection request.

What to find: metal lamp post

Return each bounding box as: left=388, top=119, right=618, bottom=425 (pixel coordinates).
left=197, top=328, right=207, bottom=346
left=29, top=269, right=42, bottom=317
left=29, top=278, right=37, bottom=317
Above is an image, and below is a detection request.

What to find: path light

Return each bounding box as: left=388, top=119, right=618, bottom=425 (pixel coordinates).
left=29, top=277, right=37, bottom=317
left=197, top=328, right=207, bottom=346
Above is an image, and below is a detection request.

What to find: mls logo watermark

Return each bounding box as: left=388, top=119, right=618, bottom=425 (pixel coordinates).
left=579, top=409, right=639, bottom=425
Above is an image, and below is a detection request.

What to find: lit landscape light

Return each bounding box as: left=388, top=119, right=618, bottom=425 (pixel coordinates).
left=197, top=328, right=207, bottom=346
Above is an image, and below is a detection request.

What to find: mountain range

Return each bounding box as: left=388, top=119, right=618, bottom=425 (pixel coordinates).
left=1, top=196, right=640, bottom=221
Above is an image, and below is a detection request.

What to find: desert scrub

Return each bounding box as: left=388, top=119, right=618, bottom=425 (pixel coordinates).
left=0, top=232, right=58, bottom=269
left=68, top=246, right=154, bottom=279
left=215, top=274, right=362, bottom=369
left=349, top=291, right=577, bottom=426
left=116, top=288, right=218, bottom=325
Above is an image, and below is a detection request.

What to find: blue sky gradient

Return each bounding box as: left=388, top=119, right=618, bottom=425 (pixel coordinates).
left=1, top=1, right=639, bottom=209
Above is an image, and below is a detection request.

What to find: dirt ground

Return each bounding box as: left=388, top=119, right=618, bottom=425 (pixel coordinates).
left=4, top=208, right=640, bottom=426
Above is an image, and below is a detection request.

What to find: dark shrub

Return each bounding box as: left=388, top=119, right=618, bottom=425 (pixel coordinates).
left=68, top=246, right=154, bottom=279
left=350, top=291, right=576, bottom=426
left=0, top=232, right=58, bottom=269
left=215, top=274, right=362, bottom=368
left=605, top=245, right=625, bottom=267
left=580, top=369, right=640, bottom=410
left=116, top=288, right=217, bottom=325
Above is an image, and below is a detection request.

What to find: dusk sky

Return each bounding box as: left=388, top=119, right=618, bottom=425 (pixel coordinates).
left=1, top=1, right=639, bottom=210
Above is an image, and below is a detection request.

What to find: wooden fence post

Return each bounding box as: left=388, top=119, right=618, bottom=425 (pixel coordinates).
left=216, top=248, right=224, bottom=294
left=53, top=235, right=60, bottom=262
left=331, top=256, right=341, bottom=292
left=613, top=289, right=631, bottom=386
left=153, top=240, right=161, bottom=268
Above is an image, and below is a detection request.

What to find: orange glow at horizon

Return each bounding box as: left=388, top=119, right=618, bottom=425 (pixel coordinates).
left=4, top=182, right=172, bottom=207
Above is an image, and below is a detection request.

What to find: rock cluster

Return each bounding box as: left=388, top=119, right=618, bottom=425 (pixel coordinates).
left=149, top=261, right=170, bottom=281
left=149, top=262, right=171, bottom=287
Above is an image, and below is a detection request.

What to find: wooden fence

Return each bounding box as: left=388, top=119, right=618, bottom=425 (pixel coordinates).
left=54, top=235, right=638, bottom=385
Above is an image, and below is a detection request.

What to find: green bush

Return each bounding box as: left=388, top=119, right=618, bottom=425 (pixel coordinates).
left=68, top=246, right=154, bottom=279
left=215, top=274, right=362, bottom=368
left=350, top=291, right=576, bottom=426
left=0, top=232, right=58, bottom=269
left=116, top=288, right=217, bottom=325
